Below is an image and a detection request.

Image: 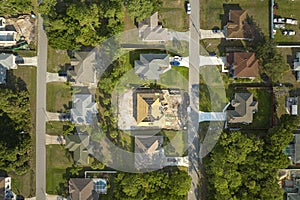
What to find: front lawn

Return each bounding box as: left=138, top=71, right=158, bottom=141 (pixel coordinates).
left=160, top=0, right=189, bottom=32
left=46, top=121, right=73, bottom=136
left=47, top=46, right=70, bottom=73
left=46, top=82, right=72, bottom=113
left=200, top=0, right=269, bottom=36
left=160, top=130, right=188, bottom=157
left=46, top=145, right=73, bottom=195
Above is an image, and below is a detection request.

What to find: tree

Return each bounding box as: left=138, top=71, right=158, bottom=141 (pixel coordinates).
left=114, top=169, right=191, bottom=199
left=0, top=0, right=32, bottom=15
left=125, top=0, right=161, bottom=21
left=205, top=115, right=299, bottom=200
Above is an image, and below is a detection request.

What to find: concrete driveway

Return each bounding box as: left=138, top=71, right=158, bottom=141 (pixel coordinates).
left=200, top=29, right=225, bottom=39
left=46, top=111, right=70, bottom=122
left=46, top=72, right=67, bottom=83
left=18, top=56, right=38, bottom=66
left=172, top=56, right=225, bottom=68
left=46, top=134, right=66, bottom=145
left=164, top=156, right=189, bottom=167
left=198, top=111, right=226, bottom=122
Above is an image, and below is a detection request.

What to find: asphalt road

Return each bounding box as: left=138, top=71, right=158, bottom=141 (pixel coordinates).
left=187, top=0, right=201, bottom=199
left=36, top=14, right=48, bottom=200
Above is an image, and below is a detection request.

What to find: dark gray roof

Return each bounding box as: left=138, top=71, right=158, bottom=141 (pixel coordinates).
left=69, top=178, right=99, bottom=200
left=65, top=134, right=92, bottom=165
left=227, top=93, right=258, bottom=123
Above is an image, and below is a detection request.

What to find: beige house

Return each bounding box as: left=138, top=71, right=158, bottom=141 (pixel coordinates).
left=227, top=93, right=258, bottom=124
left=138, top=12, right=168, bottom=42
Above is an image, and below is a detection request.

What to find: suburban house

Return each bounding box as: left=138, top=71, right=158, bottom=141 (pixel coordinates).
left=279, top=169, right=300, bottom=200
left=138, top=12, right=168, bottom=42
left=293, top=52, right=300, bottom=81
left=227, top=93, right=258, bottom=124
left=226, top=52, right=259, bottom=78
left=130, top=88, right=184, bottom=130
left=224, top=10, right=253, bottom=40
left=134, top=54, right=170, bottom=80
left=134, top=135, right=164, bottom=170
left=0, top=17, right=17, bottom=47
left=286, top=97, right=299, bottom=116
left=65, top=134, right=92, bottom=165
left=0, top=53, right=17, bottom=84
left=0, top=176, right=16, bottom=200
left=285, top=134, right=300, bottom=165
left=68, top=51, right=98, bottom=87
left=69, top=178, right=108, bottom=200
left=71, top=94, right=98, bottom=125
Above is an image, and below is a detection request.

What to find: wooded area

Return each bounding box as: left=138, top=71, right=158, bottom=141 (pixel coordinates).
left=205, top=115, right=299, bottom=199
left=114, top=169, right=191, bottom=200
left=0, top=87, right=32, bottom=175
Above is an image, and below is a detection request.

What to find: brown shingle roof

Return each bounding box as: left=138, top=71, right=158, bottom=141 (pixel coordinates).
left=69, top=178, right=98, bottom=200
left=227, top=52, right=259, bottom=78
left=226, top=10, right=249, bottom=39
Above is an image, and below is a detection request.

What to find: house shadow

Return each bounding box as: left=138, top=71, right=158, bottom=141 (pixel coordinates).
left=1, top=71, right=28, bottom=92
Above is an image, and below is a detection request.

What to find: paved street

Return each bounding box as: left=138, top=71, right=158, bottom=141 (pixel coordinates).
left=36, top=14, right=47, bottom=200
left=188, top=0, right=200, bottom=199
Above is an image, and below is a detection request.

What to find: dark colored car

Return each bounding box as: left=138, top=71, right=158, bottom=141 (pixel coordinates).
left=170, top=61, right=180, bottom=66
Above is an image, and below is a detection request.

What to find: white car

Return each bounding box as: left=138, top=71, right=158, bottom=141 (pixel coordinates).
left=186, top=3, right=191, bottom=14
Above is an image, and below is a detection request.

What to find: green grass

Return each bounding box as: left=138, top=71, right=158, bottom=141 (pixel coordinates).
left=200, top=0, right=269, bottom=36
left=47, top=46, right=70, bottom=73
left=46, top=82, right=72, bottom=113
left=273, top=0, right=300, bottom=42
left=46, top=145, right=73, bottom=195
left=160, top=0, right=189, bottom=32
left=160, top=130, right=188, bottom=157
left=7, top=67, right=37, bottom=197
left=159, top=67, right=189, bottom=90
left=15, top=50, right=37, bottom=57
left=46, top=121, right=73, bottom=136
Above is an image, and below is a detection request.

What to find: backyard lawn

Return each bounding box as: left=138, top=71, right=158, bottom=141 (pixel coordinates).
left=46, top=145, right=73, bottom=195
left=47, top=46, right=70, bottom=73
left=46, top=82, right=72, bottom=113
left=273, top=0, right=300, bottom=42
left=200, top=0, right=269, bottom=36
left=46, top=121, right=73, bottom=136
left=227, top=88, right=273, bottom=129
left=7, top=67, right=37, bottom=198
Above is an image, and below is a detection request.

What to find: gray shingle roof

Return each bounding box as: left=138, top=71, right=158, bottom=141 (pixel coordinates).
left=227, top=93, right=258, bottom=123
left=71, top=94, right=98, bottom=125
left=0, top=53, right=16, bottom=84
left=138, top=12, right=168, bottom=41
left=69, top=178, right=99, bottom=200
left=134, top=54, right=169, bottom=80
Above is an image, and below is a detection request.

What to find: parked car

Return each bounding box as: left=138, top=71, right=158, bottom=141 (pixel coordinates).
left=212, top=29, right=221, bottom=33
left=173, top=56, right=182, bottom=61
left=283, top=30, right=296, bottom=36
left=186, top=3, right=191, bottom=14
left=167, top=158, right=176, bottom=162
left=170, top=61, right=180, bottom=66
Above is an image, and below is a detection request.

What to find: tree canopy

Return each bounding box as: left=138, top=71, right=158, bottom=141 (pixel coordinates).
left=255, top=39, right=289, bottom=82
left=125, top=0, right=161, bottom=22
left=0, top=88, right=32, bottom=175
left=0, top=0, right=33, bottom=15
left=40, top=0, right=124, bottom=49
left=114, top=169, right=191, bottom=200
left=205, top=115, right=299, bottom=200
